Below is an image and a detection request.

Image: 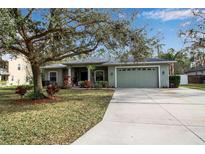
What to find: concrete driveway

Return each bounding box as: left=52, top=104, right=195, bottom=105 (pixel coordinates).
left=73, top=88, right=205, bottom=144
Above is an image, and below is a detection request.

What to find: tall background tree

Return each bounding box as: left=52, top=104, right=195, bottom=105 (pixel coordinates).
left=0, top=8, right=152, bottom=98
left=180, top=9, right=205, bottom=65
left=159, top=48, right=191, bottom=74
left=117, top=28, right=163, bottom=62
left=180, top=9, right=205, bottom=49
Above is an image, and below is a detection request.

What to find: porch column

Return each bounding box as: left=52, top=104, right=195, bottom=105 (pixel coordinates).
left=66, top=66, right=72, bottom=88
left=88, top=67, right=91, bottom=81
left=67, top=66, right=71, bottom=77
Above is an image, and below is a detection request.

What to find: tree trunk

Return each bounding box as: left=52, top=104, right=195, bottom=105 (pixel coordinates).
left=31, top=63, right=45, bottom=99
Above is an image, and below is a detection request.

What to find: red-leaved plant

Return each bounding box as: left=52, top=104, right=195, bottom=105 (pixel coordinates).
left=46, top=84, right=60, bottom=98
left=15, top=86, right=27, bottom=99
left=84, top=80, right=91, bottom=88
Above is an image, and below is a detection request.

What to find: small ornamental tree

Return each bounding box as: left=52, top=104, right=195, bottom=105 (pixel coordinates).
left=15, top=86, right=27, bottom=99
left=0, top=9, right=158, bottom=99
left=46, top=84, right=59, bottom=98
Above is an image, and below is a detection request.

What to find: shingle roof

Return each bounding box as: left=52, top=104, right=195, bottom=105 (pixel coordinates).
left=63, top=57, right=175, bottom=65
left=103, top=57, right=172, bottom=64
left=41, top=64, right=67, bottom=69
left=185, top=65, right=205, bottom=73
left=63, top=57, right=108, bottom=65
left=42, top=57, right=175, bottom=69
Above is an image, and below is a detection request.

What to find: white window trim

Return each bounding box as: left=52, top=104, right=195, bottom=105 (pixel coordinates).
left=114, top=65, right=161, bottom=88
left=48, top=71, right=58, bottom=82
left=94, top=70, right=105, bottom=82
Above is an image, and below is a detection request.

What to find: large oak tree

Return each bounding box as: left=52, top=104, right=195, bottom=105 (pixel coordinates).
left=0, top=8, right=151, bottom=98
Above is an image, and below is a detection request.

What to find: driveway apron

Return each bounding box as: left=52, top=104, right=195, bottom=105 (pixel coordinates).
left=73, top=88, right=205, bottom=144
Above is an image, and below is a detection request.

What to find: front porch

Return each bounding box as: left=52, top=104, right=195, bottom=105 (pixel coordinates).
left=43, top=65, right=108, bottom=88
left=66, top=66, right=108, bottom=87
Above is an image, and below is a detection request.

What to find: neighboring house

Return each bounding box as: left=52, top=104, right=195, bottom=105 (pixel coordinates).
left=0, top=59, right=9, bottom=85
left=42, top=58, right=176, bottom=88
left=0, top=55, right=32, bottom=86
left=185, top=65, right=205, bottom=75
left=184, top=66, right=205, bottom=84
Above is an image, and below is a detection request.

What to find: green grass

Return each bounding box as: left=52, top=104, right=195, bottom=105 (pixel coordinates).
left=181, top=84, right=205, bottom=91
left=0, top=87, right=114, bottom=144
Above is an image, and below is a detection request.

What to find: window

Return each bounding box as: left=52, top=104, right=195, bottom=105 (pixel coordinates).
left=11, top=76, right=14, bottom=81
left=2, top=76, right=6, bottom=81
left=17, top=64, right=21, bottom=70
left=49, top=72, right=57, bottom=82
left=94, top=70, right=104, bottom=82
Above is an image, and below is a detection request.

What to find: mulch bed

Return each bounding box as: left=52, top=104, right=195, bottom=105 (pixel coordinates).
left=15, top=96, right=61, bottom=105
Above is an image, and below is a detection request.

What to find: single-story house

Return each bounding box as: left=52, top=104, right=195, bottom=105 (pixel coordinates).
left=41, top=58, right=176, bottom=88
left=185, top=65, right=205, bottom=75
left=184, top=65, right=205, bottom=84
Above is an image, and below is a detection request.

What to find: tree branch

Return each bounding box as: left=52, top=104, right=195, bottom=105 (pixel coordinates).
left=24, top=8, right=35, bottom=20
left=43, top=39, right=101, bottom=62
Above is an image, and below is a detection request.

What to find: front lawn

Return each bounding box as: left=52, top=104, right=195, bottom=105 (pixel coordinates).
left=181, top=84, right=205, bottom=91
left=0, top=87, right=114, bottom=144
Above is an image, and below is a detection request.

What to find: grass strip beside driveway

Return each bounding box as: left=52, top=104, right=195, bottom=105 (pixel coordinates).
left=181, top=84, right=205, bottom=91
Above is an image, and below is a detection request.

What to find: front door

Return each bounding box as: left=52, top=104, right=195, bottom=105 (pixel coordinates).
left=80, top=71, right=88, bottom=81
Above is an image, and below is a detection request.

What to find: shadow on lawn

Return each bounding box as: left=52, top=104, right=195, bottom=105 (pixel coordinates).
left=0, top=89, right=111, bottom=114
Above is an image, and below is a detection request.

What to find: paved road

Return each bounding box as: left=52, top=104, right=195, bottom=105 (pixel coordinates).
left=73, top=88, right=205, bottom=144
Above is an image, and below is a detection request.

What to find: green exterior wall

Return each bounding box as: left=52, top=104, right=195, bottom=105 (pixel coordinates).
left=44, top=68, right=64, bottom=87
left=160, top=64, right=169, bottom=88
left=43, top=63, right=170, bottom=88
left=108, top=66, right=116, bottom=87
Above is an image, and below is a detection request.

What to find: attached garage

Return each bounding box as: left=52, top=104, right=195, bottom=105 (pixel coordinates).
left=116, top=66, right=159, bottom=88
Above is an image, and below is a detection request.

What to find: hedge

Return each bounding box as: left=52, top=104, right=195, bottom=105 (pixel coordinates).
left=169, top=75, right=181, bottom=88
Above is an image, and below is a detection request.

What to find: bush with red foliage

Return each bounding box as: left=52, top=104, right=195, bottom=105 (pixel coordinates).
left=63, top=75, right=72, bottom=88
left=84, top=80, right=91, bottom=88
left=15, top=86, right=27, bottom=98
left=46, top=84, right=60, bottom=98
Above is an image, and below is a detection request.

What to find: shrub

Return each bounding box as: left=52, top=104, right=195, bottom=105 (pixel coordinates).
left=78, top=81, right=85, bottom=88
left=94, top=81, right=108, bottom=88
left=84, top=80, right=91, bottom=88
left=94, top=81, right=101, bottom=88
left=101, top=81, right=108, bottom=88
left=25, top=91, right=45, bottom=100
left=46, top=84, right=60, bottom=97
left=63, top=75, right=72, bottom=88
left=15, top=86, right=27, bottom=98
left=169, top=75, right=181, bottom=88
